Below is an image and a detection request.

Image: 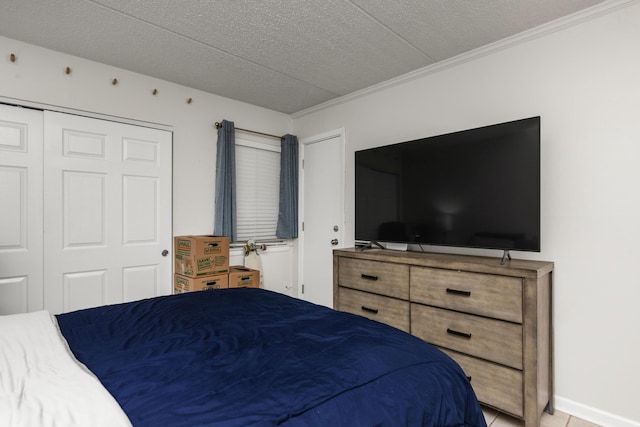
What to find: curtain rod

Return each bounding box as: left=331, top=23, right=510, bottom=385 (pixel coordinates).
left=215, top=122, right=282, bottom=140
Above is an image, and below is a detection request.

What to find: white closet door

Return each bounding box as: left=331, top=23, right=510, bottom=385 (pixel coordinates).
left=43, top=111, right=172, bottom=314
left=0, top=105, right=44, bottom=315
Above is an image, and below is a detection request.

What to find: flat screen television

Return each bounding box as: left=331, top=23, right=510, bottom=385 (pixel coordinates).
left=355, top=116, right=540, bottom=253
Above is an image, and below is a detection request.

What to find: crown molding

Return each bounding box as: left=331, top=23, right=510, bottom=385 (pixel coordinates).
left=292, top=0, right=637, bottom=119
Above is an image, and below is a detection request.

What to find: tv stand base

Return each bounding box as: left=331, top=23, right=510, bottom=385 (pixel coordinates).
left=500, top=250, right=512, bottom=265
left=358, top=241, right=384, bottom=251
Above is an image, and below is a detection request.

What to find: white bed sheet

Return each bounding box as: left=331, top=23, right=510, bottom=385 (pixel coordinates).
left=0, top=310, right=132, bottom=427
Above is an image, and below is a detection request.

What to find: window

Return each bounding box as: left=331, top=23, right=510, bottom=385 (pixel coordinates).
left=235, top=135, right=280, bottom=241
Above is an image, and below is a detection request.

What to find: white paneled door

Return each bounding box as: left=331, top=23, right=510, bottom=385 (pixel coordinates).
left=300, top=130, right=345, bottom=308
left=0, top=105, right=44, bottom=315
left=42, top=112, right=173, bottom=314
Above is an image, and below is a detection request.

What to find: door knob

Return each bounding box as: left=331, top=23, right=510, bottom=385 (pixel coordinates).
left=331, top=239, right=339, bottom=246
left=162, top=249, right=169, bottom=257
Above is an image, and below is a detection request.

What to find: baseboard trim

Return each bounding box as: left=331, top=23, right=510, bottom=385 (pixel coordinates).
left=555, top=396, right=640, bottom=427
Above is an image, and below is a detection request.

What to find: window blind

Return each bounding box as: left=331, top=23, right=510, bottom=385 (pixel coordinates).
left=235, top=137, right=280, bottom=241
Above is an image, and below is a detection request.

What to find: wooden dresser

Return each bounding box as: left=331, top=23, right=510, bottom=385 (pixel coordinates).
left=333, top=248, right=554, bottom=427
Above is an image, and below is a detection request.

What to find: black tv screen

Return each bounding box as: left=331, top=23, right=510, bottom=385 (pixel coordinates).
left=355, top=116, right=540, bottom=252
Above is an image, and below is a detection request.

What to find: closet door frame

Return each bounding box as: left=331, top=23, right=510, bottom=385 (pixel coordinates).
left=0, top=98, right=173, bottom=315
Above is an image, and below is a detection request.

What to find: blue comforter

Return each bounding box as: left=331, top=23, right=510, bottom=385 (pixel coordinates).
left=57, top=288, right=486, bottom=426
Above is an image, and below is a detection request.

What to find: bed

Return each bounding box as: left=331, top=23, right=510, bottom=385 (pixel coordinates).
left=2, top=288, right=486, bottom=426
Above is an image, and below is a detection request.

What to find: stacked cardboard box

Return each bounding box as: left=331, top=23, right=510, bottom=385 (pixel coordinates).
left=228, top=265, right=260, bottom=288
left=174, top=235, right=230, bottom=293
left=174, top=273, right=229, bottom=293
left=173, top=236, right=262, bottom=293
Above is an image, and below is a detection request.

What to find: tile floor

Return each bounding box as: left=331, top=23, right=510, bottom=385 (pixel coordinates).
left=482, top=406, right=601, bottom=427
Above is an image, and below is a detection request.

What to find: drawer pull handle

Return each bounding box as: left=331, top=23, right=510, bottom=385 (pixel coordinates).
left=361, top=306, right=379, bottom=314
left=446, top=288, right=471, bottom=297
left=361, top=274, right=378, bottom=281
left=447, top=328, right=472, bottom=339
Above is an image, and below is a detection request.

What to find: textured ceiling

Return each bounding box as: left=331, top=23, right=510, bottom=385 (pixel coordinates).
left=0, top=0, right=605, bottom=114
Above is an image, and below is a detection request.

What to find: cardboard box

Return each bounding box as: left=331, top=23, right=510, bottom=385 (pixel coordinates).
left=174, top=235, right=230, bottom=277
left=174, top=273, right=229, bottom=294
left=228, top=265, right=261, bottom=288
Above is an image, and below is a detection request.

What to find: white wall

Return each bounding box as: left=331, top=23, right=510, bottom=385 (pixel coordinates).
left=293, top=2, right=640, bottom=425
left=0, top=35, right=294, bottom=293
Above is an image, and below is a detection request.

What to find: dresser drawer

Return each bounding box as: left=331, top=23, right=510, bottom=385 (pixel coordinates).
left=338, top=287, right=410, bottom=332
left=411, top=304, right=522, bottom=369
left=338, top=257, right=409, bottom=299
left=410, top=267, right=523, bottom=323
left=442, top=349, right=523, bottom=418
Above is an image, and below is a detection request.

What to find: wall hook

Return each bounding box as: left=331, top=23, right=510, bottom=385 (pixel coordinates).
left=112, top=78, right=118, bottom=85
left=9, top=53, right=16, bottom=63
left=65, top=66, right=72, bottom=75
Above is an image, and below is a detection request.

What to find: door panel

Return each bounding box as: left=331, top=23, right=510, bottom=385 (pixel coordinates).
left=0, top=166, right=27, bottom=249
left=123, top=175, right=158, bottom=244
left=64, top=171, right=106, bottom=247
left=44, top=111, right=172, bottom=314
left=64, top=270, right=107, bottom=313
left=0, top=105, right=43, bottom=315
left=300, top=130, right=345, bottom=308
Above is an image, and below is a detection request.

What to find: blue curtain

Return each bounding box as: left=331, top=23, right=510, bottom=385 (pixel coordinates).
left=214, top=120, right=237, bottom=241
left=276, top=134, right=299, bottom=239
